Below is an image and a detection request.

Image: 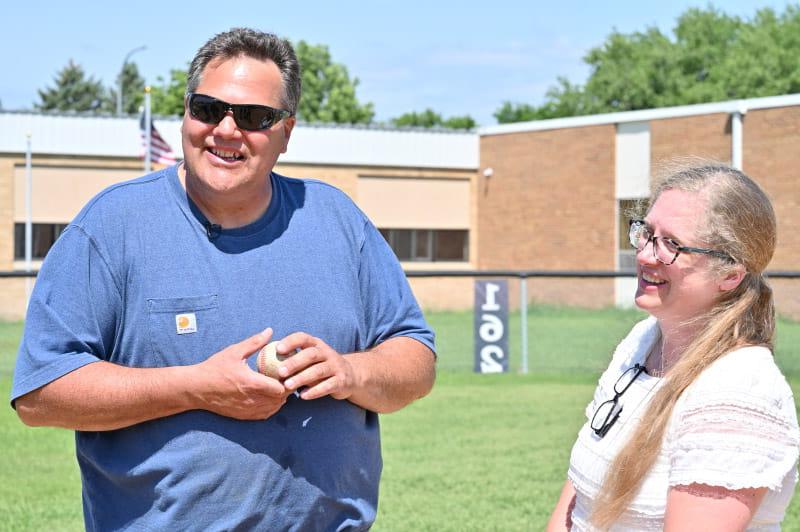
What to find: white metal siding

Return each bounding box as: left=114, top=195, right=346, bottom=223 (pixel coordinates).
left=0, top=113, right=478, bottom=170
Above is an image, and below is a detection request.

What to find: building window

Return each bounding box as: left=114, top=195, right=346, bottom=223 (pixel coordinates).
left=435, top=230, right=468, bottom=261
left=618, top=199, right=644, bottom=270
left=14, top=223, right=68, bottom=260
left=379, top=229, right=468, bottom=262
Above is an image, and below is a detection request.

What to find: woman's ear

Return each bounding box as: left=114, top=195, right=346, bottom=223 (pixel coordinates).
left=719, top=264, right=747, bottom=292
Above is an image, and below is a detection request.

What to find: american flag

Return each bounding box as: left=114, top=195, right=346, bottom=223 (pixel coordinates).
left=139, top=113, right=177, bottom=166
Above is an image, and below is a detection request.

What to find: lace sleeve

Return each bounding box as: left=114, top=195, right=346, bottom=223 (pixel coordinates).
left=668, top=348, right=800, bottom=491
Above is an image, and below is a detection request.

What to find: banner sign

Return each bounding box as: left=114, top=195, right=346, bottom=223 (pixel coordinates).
left=474, top=280, right=509, bottom=373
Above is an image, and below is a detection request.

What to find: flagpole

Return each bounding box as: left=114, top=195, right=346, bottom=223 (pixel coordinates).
left=24, top=133, right=32, bottom=272
left=144, top=86, right=152, bottom=173
left=24, top=132, right=33, bottom=302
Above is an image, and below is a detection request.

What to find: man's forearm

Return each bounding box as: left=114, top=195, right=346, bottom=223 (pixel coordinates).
left=345, top=336, right=436, bottom=413
left=15, top=329, right=288, bottom=431
left=14, top=361, right=199, bottom=431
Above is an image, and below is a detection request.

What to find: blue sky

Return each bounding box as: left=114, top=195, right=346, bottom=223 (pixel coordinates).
left=3, top=1, right=795, bottom=126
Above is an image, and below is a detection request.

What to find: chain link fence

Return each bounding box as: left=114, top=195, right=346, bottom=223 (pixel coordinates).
left=407, top=270, right=800, bottom=378
left=1, top=270, right=798, bottom=378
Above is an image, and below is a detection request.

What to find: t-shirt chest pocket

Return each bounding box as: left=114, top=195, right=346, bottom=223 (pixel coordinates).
left=146, top=295, right=222, bottom=366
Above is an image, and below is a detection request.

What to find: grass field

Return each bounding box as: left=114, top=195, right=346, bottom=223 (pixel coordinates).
left=1, top=308, right=799, bottom=531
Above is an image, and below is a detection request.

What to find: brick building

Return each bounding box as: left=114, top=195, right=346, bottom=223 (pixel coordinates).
left=0, top=112, right=477, bottom=318
left=0, top=93, right=797, bottom=319
left=479, top=94, right=800, bottom=317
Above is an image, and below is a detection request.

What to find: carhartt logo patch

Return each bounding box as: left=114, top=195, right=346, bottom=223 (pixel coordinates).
left=176, top=313, right=197, bottom=335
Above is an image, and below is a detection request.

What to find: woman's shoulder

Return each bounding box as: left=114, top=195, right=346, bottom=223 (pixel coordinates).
left=692, top=345, right=792, bottom=402
left=676, top=345, right=797, bottom=432
left=607, top=316, right=660, bottom=368
left=669, top=345, right=800, bottom=493
left=593, top=316, right=659, bottom=395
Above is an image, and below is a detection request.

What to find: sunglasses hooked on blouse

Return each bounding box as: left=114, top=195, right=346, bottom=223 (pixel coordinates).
left=186, top=92, right=292, bottom=131
left=590, top=363, right=647, bottom=438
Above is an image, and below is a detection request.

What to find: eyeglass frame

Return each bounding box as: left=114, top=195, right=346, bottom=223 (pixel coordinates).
left=590, top=363, right=647, bottom=438
left=628, top=219, right=734, bottom=265
left=185, top=92, right=292, bottom=132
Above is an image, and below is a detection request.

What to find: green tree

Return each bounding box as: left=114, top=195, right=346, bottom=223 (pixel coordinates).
left=150, top=67, right=189, bottom=116
left=295, top=40, right=374, bottom=124
left=391, top=108, right=476, bottom=129
left=144, top=41, right=375, bottom=124
left=392, top=109, right=443, bottom=128
left=494, top=102, right=538, bottom=123
left=442, top=115, right=477, bottom=130
left=495, top=5, right=800, bottom=123
left=104, top=61, right=146, bottom=115
left=36, top=60, right=106, bottom=112
left=495, top=77, right=594, bottom=123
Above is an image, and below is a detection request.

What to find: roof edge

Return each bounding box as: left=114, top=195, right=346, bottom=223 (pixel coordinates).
left=479, top=93, right=800, bottom=136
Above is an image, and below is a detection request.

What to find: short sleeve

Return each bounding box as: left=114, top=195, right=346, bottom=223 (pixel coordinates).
left=668, top=347, right=800, bottom=491
left=356, top=219, right=435, bottom=354
left=10, top=225, right=122, bottom=405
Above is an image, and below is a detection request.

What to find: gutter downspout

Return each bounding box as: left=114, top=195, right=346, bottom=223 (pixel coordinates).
left=731, top=106, right=747, bottom=170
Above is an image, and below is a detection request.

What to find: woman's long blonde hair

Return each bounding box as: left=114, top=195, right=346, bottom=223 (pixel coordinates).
left=591, top=164, right=777, bottom=528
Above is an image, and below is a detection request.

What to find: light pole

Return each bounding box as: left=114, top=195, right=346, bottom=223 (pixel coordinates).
left=117, top=45, right=146, bottom=116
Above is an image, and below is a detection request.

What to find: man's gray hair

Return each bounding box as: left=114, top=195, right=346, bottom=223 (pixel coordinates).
left=186, top=27, right=301, bottom=115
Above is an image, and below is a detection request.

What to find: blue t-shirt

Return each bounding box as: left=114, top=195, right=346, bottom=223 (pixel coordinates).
left=11, top=165, right=435, bottom=531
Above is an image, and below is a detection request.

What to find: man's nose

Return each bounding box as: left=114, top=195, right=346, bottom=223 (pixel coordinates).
left=214, top=112, right=240, bottom=137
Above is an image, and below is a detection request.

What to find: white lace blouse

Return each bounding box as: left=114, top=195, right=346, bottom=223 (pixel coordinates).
left=567, top=317, right=800, bottom=531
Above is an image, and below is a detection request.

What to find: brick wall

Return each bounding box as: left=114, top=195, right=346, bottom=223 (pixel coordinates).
left=0, top=277, right=32, bottom=321
left=743, top=107, right=800, bottom=319
left=650, top=113, right=732, bottom=171
left=0, top=156, right=20, bottom=270
left=478, top=125, right=617, bottom=307
left=273, top=163, right=474, bottom=203
left=742, top=107, right=800, bottom=270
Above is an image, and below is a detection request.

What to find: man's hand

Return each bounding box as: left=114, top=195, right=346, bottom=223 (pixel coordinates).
left=276, top=333, right=356, bottom=401
left=193, top=328, right=289, bottom=420
left=274, top=333, right=435, bottom=413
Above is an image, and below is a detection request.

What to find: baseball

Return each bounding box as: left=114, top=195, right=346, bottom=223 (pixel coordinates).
left=257, top=341, right=291, bottom=379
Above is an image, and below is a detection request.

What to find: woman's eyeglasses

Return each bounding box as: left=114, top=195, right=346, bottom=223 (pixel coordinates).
left=590, top=363, right=647, bottom=438
left=629, top=219, right=734, bottom=265
left=186, top=92, right=292, bottom=131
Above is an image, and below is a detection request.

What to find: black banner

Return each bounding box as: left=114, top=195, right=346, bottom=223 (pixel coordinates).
left=474, top=280, right=509, bottom=373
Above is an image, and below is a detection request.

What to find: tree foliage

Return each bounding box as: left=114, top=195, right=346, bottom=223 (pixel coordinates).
left=391, top=108, right=476, bottom=129
left=495, top=5, right=800, bottom=123
left=135, top=42, right=376, bottom=124
left=294, top=41, right=374, bottom=124
left=30, top=40, right=396, bottom=125
left=36, top=60, right=107, bottom=112
left=442, top=115, right=477, bottom=130
left=150, top=67, right=189, bottom=116
left=105, top=61, right=146, bottom=115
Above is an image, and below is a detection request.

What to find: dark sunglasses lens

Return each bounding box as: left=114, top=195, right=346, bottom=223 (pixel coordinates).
left=189, top=94, right=286, bottom=131
left=591, top=401, right=611, bottom=431
left=591, top=400, right=620, bottom=437
left=234, top=105, right=281, bottom=131
left=190, top=95, right=226, bottom=124
left=615, top=365, right=643, bottom=394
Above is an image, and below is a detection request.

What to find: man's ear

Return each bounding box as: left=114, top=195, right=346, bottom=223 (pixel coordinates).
left=719, top=264, right=747, bottom=292
left=280, top=116, right=296, bottom=154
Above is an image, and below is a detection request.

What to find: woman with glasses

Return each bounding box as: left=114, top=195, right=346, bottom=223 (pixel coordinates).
left=547, top=164, right=799, bottom=531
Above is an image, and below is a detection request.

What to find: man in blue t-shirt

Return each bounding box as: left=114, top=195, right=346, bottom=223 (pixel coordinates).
left=11, top=28, right=435, bottom=531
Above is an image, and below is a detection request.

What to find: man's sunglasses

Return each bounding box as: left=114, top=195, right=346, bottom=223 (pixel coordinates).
left=186, top=92, right=292, bottom=131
